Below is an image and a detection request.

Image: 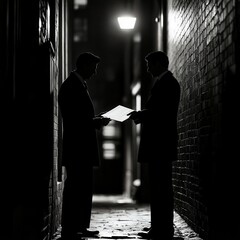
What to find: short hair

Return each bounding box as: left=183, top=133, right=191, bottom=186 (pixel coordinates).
left=145, top=51, right=169, bottom=69
left=76, top=52, right=100, bottom=69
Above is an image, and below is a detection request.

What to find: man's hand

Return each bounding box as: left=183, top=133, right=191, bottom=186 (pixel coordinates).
left=93, top=116, right=111, bottom=129
left=127, top=111, right=141, bottom=124
left=96, top=111, right=106, bottom=117
left=101, top=117, right=111, bottom=126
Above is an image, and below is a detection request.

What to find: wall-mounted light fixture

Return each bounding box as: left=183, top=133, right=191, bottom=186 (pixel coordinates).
left=117, top=16, right=136, bottom=30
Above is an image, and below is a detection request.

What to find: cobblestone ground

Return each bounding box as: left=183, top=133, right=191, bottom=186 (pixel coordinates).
left=52, top=195, right=203, bottom=240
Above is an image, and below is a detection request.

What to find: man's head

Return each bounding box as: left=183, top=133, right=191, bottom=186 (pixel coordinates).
left=145, top=51, right=169, bottom=77
left=76, top=52, right=100, bottom=79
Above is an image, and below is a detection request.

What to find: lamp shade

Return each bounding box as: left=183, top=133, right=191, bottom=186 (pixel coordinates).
left=117, top=16, right=136, bottom=30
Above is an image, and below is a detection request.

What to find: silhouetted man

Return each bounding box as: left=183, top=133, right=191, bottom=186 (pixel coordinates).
left=128, top=51, right=180, bottom=240
left=58, top=52, right=110, bottom=240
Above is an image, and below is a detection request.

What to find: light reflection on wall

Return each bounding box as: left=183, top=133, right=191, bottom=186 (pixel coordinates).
left=102, top=121, right=121, bottom=160
left=131, top=82, right=141, bottom=155
left=136, top=94, right=141, bottom=111
left=102, top=123, right=120, bottom=138
left=73, top=18, right=88, bottom=42
left=74, top=0, right=88, bottom=9
left=102, top=141, right=116, bottom=159
left=135, top=94, right=141, bottom=147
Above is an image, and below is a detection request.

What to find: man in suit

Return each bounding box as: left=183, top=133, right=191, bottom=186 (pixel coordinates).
left=128, top=51, right=181, bottom=240
left=58, top=52, right=110, bottom=240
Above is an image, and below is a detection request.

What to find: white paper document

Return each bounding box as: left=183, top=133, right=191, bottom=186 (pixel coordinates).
left=102, top=105, right=135, bottom=122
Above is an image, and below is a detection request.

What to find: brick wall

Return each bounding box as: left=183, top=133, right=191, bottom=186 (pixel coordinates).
left=39, top=0, right=64, bottom=239
left=167, top=0, right=237, bottom=238
left=48, top=0, right=65, bottom=238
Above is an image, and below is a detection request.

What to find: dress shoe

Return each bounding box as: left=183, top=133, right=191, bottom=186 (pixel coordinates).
left=138, top=228, right=173, bottom=240
left=77, top=229, right=100, bottom=237
left=138, top=228, right=153, bottom=239
left=142, top=226, right=152, bottom=232
left=59, top=235, right=83, bottom=240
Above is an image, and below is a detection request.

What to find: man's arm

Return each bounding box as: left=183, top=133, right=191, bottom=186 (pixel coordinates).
left=127, top=109, right=149, bottom=124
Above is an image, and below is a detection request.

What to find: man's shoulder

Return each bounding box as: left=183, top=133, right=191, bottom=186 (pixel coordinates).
left=60, top=72, right=80, bottom=88
left=162, top=71, right=179, bottom=84
left=152, top=71, right=179, bottom=93
left=65, top=72, right=77, bottom=82
left=163, top=71, right=175, bottom=79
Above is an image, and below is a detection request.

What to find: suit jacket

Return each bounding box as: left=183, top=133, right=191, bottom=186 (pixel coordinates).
left=138, top=71, right=180, bottom=163
left=58, top=71, right=100, bottom=168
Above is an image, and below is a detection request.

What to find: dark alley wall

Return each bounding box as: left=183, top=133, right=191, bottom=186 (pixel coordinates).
left=1, top=0, right=66, bottom=239
left=166, top=0, right=239, bottom=239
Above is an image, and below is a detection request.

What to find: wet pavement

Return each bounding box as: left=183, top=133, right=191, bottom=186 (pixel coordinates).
left=52, top=195, right=203, bottom=240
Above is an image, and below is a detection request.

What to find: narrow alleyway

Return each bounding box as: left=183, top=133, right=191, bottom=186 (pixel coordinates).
left=52, top=195, right=203, bottom=240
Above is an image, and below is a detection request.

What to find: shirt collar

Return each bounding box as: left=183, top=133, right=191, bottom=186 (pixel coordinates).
left=154, top=70, right=169, bottom=82
left=73, top=71, right=88, bottom=88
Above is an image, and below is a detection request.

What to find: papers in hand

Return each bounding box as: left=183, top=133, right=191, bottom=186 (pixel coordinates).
left=102, top=105, right=135, bottom=122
